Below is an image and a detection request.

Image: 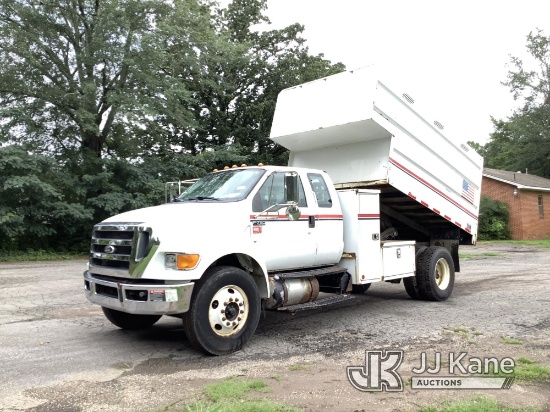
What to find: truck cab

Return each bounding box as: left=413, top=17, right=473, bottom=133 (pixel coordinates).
left=85, top=165, right=349, bottom=354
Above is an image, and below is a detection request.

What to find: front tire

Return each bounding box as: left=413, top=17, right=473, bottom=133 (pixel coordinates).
left=351, top=283, right=371, bottom=294
left=415, top=246, right=455, bottom=301
left=182, top=266, right=261, bottom=355
left=102, top=307, right=162, bottom=330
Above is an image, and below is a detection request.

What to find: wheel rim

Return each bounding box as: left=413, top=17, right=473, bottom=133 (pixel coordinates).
left=208, top=285, right=249, bottom=337
left=434, top=258, right=451, bottom=290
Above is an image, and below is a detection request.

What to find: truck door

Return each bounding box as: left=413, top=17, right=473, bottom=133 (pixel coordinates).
left=307, top=172, right=344, bottom=265
left=251, top=171, right=316, bottom=270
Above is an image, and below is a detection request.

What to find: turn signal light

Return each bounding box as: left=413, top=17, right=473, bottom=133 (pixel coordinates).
left=177, top=254, right=200, bottom=269
left=165, top=253, right=200, bottom=270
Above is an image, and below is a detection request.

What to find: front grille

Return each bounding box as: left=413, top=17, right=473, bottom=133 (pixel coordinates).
left=89, top=223, right=157, bottom=277
left=90, top=224, right=138, bottom=272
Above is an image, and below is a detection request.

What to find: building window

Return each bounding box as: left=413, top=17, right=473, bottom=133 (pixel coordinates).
left=539, top=194, right=544, bottom=218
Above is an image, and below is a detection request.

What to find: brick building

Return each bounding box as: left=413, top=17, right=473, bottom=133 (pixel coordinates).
left=482, top=168, right=550, bottom=240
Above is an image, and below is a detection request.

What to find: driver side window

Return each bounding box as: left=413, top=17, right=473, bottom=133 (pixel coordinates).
left=252, top=172, right=307, bottom=212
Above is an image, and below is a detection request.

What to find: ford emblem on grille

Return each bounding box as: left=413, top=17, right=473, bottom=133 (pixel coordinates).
left=104, top=245, right=116, bottom=254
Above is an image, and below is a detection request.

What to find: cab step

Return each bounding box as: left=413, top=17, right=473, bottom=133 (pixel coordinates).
left=277, top=294, right=355, bottom=313
left=270, top=265, right=347, bottom=280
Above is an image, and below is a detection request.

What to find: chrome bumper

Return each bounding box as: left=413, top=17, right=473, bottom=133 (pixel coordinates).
left=83, top=271, right=194, bottom=315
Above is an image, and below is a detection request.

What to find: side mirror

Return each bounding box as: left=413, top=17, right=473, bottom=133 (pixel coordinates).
left=284, top=173, right=299, bottom=203
left=286, top=204, right=301, bottom=221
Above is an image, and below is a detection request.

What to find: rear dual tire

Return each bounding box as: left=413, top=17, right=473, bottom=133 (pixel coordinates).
left=404, top=246, right=454, bottom=301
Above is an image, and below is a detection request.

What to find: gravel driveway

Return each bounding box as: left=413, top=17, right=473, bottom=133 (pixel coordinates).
left=1, top=242, right=549, bottom=411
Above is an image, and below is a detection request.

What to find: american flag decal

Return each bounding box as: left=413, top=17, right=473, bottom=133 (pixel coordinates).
left=462, top=179, right=475, bottom=204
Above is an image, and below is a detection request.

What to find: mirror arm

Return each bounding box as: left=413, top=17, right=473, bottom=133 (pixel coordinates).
left=254, top=202, right=297, bottom=219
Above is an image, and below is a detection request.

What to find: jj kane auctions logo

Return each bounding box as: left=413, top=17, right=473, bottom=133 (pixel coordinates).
left=347, top=350, right=515, bottom=391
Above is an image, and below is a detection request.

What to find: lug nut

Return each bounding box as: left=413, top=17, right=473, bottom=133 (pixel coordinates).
left=222, top=317, right=226, bottom=321
left=232, top=321, right=236, bottom=326
left=240, top=310, right=244, bottom=314
left=229, top=298, right=233, bottom=302
left=237, top=317, right=241, bottom=321
left=226, top=322, right=230, bottom=326
left=239, top=302, right=243, bottom=306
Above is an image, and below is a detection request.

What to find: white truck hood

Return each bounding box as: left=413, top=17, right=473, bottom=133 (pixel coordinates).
left=101, top=201, right=248, bottom=229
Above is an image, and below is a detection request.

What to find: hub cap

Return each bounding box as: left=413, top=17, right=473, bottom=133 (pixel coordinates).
left=435, top=258, right=451, bottom=290
left=208, top=285, right=249, bottom=337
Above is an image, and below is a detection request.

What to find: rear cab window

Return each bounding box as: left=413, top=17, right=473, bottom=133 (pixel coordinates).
left=308, top=173, right=332, bottom=208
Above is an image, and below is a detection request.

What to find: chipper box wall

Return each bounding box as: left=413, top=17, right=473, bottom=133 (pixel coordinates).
left=271, top=66, right=484, bottom=273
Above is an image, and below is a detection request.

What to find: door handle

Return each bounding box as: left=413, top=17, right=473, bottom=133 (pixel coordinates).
left=308, top=215, right=316, bottom=228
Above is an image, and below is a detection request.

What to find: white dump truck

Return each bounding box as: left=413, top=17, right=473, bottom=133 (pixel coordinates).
left=84, top=67, right=483, bottom=355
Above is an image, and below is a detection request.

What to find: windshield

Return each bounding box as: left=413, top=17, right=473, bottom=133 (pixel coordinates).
left=177, top=168, right=266, bottom=202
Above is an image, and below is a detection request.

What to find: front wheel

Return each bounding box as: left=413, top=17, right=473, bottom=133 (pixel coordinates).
left=102, top=307, right=162, bottom=330
left=351, top=283, right=371, bottom=294
left=182, top=266, right=261, bottom=355
left=415, top=246, right=455, bottom=301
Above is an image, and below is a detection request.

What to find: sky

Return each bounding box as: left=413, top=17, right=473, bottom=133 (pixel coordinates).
left=262, top=0, right=550, bottom=145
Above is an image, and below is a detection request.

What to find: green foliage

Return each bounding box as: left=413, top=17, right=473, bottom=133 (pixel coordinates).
left=480, top=30, right=550, bottom=178
left=0, top=0, right=344, bottom=253
left=479, top=239, right=550, bottom=248
left=0, top=146, right=94, bottom=251
left=0, top=250, right=86, bottom=262
left=421, top=396, right=537, bottom=412
left=0, top=0, right=202, bottom=159
left=501, top=337, right=523, bottom=345
left=183, top=400, right=301, bottom=412
left=478, top=195, right=510, bottom=240
left=181, top=378, right=300, bottom=412
left=204, top=379, right=267, bottom=402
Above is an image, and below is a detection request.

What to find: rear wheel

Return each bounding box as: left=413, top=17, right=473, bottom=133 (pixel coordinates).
left=404, top=247, right=427, bottom=300
left=415, top=246, right=455, bottom=301
left=102, top=307, right=162, bottom=330
left=182, top=266, right=261, bottom=355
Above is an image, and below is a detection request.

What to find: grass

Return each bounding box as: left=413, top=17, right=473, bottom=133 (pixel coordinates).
left=183, top=400, right=300, bottom=412
left=501, top=337, right=523, bottom=345
left=459, top=252, right=502, bottom=259
left=487, top=357, right=550, bottom=382
left=204, top=379, right=270, bottom=402
left=421, top=396, right=537, bottom=412
left=288, top=363, right=311, bottom=371
left=513, top=363, right=550, bottom=382
left=179, top=378, right=302, bottom=412
left=479, top=239, right=550, bottom=248
left=0, top=249, right=87, bottom=262
left=445, top=326, right=483, bottom=339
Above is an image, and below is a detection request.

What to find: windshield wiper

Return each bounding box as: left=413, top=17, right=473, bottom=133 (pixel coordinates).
left=184, top=196, right=220, bottom=201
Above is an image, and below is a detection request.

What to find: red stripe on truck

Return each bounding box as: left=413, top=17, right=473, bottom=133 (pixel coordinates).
left=389, top=157, right=478, bottom=221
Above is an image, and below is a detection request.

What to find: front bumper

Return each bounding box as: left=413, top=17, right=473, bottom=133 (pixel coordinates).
left=83, top=271, right=194, bottom=315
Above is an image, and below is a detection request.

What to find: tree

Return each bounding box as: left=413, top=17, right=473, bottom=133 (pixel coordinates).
left=0, top=146, right=93, bottom=251
left=0, top=0, right=209, bottom=160
left=478, top=195, right=510, bottom=240
left=481, top=30, right=550, bottom=177
left=0, top=0, right=346, bottom=252
left=142, top=0, right=345, bottom=166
